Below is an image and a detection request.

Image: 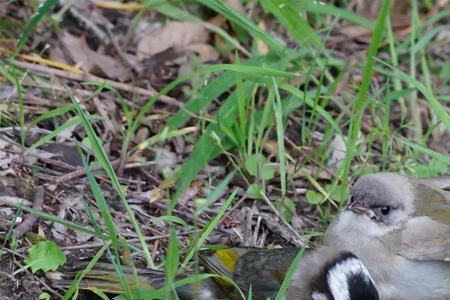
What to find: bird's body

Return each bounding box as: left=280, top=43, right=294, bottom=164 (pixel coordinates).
left=327, top=211, right=450, bottom=299
left=51, top=247, right=379, bottom=300
left=53, top=171, right=450, bottom=299
left=324, top=173, right=450, bottom=300
left=285, top=246, right=379, bottom=300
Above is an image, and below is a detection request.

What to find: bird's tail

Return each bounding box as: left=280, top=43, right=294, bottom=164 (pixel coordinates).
left=48, top=247, right=284, bottom=299
left=48, top=261, right=227, bottom=299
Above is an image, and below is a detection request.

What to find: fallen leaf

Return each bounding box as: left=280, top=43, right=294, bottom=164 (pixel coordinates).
left=327, top=134, right=346, bottom=171
left=224, top=0, right=245, bottom=14
left=61, top=32, right=130, bottom=81
left=137, top=21, right=209, bottom=59
left=185, top=43, right=219, bottom=62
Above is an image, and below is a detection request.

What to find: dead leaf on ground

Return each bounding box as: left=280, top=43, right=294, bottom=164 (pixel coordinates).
left=137, top=21, right=209, bottom=59
left=224, top=0, right=245, bottom=14
left=352, top=0, right=409, bottom=21
left=61, top=32, right=130, bottom=81
left=327, top=134, right=346, bottom=172
left=338, top=0, right=410, bottom=41
left=184, top=44, right=219, bottom=62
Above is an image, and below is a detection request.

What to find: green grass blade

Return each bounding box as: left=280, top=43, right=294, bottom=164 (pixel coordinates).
left=261, top=0, right=321, bottom=47
left=14, top=0, right=59, bottom=57
left=274, top=247, right=306, bottom=300
left=290, top=0, right=374, bottom=30
left=180, top=188, right=238, bottom=270
left=170, top=81, right=255, bottom=209
left=376, top=61, right=450, bottom=130
left=399, top=139, right=450, bottom=163
left=193, top=0, right=285, bottom=55
left=69, top=92, right=155, bottom=269
left=17, top=204, right=101, bottom=238
left=272, top=79, right=287, bottom=197
left=195, top=171, right=236, bottom=216
left=339, top=0, right=392, bottom=190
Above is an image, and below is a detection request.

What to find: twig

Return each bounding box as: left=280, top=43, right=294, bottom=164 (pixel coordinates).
left=13, top=186, right=45, bottom=239
left=11, top=260, right=64, bottom=298
left=60, top=230, right=199, bottom=250
left=13, top=60, right=183, bottom=107
left=260, top=192, right=308, bottom=247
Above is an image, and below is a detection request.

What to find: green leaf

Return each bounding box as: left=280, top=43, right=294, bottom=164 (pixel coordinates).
left=26, top=240, right=66, bottom=273
left=275, top=197, right=295, bottom=222
left=328, top=184, right=349, bottom=204
left=157, top=215, right=188, bottom=227
left=244, top=153, right=275, bottom=180
left=306, top=190, right=323, bottom=205
left=246, top=184, right=263, bottom=199
left=38, top=292, right=51, bottom=300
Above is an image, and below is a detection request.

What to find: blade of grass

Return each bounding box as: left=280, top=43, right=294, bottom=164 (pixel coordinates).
left=195, top=171, right=236, bottom=216
left=170, top=81, right=255, bottom=210
left=153, top=3, right=250, bottom=56
left=63, top=244, right=108, bottom=300
left=13, top=0, right=58, bottom=57
left=180, top=189, right=238, bottom=270
left=260, top=0, right=321, bottom=47
left=165, top=227, right=180, bottom=299
left=26, top=116, right=100, bottom=153
left=69, top=91, right=155, bottom=269
left=398, top=139, right=450, bottom=163
left=167, top=56, right=269, bottom=130
left=339, top=0, right=392, bottom=196
left=193, top=0, right=285, bottom=55
left=375, top=61, right=450, bottom=130
left=17, top=204, right=101, bottom=237
left=272, top=79, right=287, bottom=197
left=291, top=0, right=374, bottom=30
left=82, top=148, right=133, bottom=299
left=274, top=247, right=306, bottom=300
left=279, top=84, right=343, bottom=137
left=408, top=0, right=422, bottom=139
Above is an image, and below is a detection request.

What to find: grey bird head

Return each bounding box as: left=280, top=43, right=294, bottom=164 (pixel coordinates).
left=346, top=173, right=416, bottom=229
left=312, top=251, right=379, bottom=300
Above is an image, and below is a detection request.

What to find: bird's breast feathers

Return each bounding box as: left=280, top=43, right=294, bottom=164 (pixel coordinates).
left=331, top=211, right=396, bottom=239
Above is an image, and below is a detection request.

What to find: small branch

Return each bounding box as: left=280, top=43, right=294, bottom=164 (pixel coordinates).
left=13, top=186, right=45, bottom=239
left=13, top=60, right=183, bottom=108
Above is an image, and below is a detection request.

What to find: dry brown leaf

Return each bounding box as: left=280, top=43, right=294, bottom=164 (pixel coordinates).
left=185, top=43, right=219, bottom=62
left=224, top=0, right=245, bottom=14
left=352, top=0, right=409, bottom=20
left=137, top=21, right=209, bottom=59
left=61, top=32, right=130, bottom=81
left=340, top=0, right=410, bottom=39
left=256, top=21, right=270, bottom=55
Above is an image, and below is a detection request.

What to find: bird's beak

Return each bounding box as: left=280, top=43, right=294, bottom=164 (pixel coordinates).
left=347, top=202, right=379, bottom=221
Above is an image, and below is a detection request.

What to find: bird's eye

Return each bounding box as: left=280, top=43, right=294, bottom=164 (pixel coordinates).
left=380, top=206, right=391, bottom=215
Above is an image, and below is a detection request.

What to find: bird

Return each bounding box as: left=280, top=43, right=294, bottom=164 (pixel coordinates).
left=286, top=246, right=379, bottom=300
left=323, top=173, right=450, bottom=300
left=49, top=247, right=379, bottom=300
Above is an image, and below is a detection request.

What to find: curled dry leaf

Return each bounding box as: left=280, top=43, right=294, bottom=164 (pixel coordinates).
left=61, top=32, right=130, bottom=81
left=137, top=21, right=209, bottom=59
left=184, top=44, right=219, bottom=62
